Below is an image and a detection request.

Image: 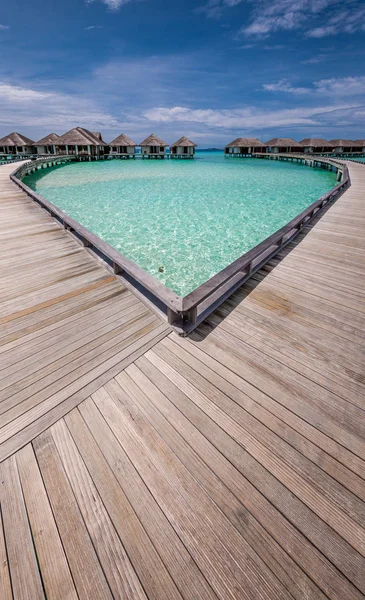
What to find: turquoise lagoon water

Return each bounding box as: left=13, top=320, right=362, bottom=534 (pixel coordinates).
left=24, top=152, right=337, bottom=296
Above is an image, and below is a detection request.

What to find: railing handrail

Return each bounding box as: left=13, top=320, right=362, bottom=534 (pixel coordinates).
left=10, top=154, right=350, bottom=333
left=182, top=166, right=349, bottom=312
left=10, top=159, right=183, bottom=312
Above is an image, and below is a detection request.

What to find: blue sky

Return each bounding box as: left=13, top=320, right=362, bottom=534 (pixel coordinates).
left=0, top=0, right=364, bottom=145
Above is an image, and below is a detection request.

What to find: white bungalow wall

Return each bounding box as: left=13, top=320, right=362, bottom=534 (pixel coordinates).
left=141, top=145, right=166, bottom=155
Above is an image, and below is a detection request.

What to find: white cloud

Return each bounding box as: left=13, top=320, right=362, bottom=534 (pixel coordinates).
left=84, top=25, right=104, bottom=30
left=143, top=104, right=358, bottom=130
left=315, top=76, right=365, bottom=96
left=263, top=75, right=365, bottom=97
left=306, top=5, right=365, bottom=37
left=0, top=83, right=51, bottom=102
left=197, top=0, right=245, bottom=18
left=243, top=0, right=334, bottom=36
left=241, top=0, right=365, bottom=38
left=0, top=82, right=120, bottom=130
left=263, top=80, right=309, bottom=94
left=86, top=0, right=142, bottom=9
left=0, top=24, right=9, bottom=30
left=301, top=55, right=326, bottom=64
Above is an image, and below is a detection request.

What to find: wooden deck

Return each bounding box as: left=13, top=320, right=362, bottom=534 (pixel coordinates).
left=0, top=160, right=364, bottom=599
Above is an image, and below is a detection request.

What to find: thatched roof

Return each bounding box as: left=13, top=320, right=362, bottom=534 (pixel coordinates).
left=0, top=132, right=35, bottom=146
left=300, top=138, right=330, bottom=147
left=226, top=137, right=265, bottom=148
left=0, top=135, right=15, bottom=146
left=265, top=138, right=302, bottom=147
left=109, top=133, right=137, bottom=146
left=354, top=139, right=365, bottom=144
left=170, top=136, right=197, bottom=148
left=329, top=139, right=361, bottom=146
left=140, top=133, right=168, bottom=147
left=55, top=127, right=107, bottom=146
left=92, top=132, right=102, bottom=140
left=35, top=133, right=60, bottom=145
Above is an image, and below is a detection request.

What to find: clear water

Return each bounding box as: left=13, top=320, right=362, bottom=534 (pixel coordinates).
left=24, top=151, right=337, bottom=296
left=352, top=157, right=365, bottom=162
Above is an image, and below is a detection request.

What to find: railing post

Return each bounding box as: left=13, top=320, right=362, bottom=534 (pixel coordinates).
left=186, top=306, right=198, bottom=326
left=113, top=262, right=123, bottom=274
left=167, top=307, right=180, bottom=326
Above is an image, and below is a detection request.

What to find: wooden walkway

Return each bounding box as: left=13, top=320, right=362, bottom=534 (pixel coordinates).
left=0, top=160, right=364, bottom=599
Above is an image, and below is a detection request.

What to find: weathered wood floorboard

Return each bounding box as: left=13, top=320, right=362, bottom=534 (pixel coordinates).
left=0, top=160, right=364, bottom=599
left=0, top=163, right=169, bottom=459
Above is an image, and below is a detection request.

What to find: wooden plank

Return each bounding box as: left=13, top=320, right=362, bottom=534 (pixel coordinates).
left=189, top=326, right=365, bottom=461
left=0, top=321, right=168, bottom=462
left=205, top=307, right=364, bottom=407
left=64, top=405, right=184, bottom=600
left=32, top=430, right=113, bottom=600
left=16, top=444, right=78, bottom=600
left=162, top=336, right=365, bottom=501
left=95, top=379, right=291, bottom=600
left=0, top=505, right=12, bottom=600
left=0, top=456, right=44, bottom=600
left=120, top=361, right=328, bottom=600
left=0, top=299, right=141, bottom=399
left=1, top=158, right=365, bottom=600
left=0, top=312, right=156, bottom=431
left=0, top=280, right=123, bottom=346
left=75, top=398, right=218, bottom=600
left=50, top=419, right=148, bottom=600
left=134, top=353, right=365, bottom=600
left=151, top=340, right=365, bottom=530
left=0, top=293, right=135, bottom=380
left=0, top=274, right=115, bottom=324
left=144, top=346, right=365, bottom=595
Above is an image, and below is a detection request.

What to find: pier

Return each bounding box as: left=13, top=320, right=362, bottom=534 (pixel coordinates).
left=0, top=159, right=364, bottom=600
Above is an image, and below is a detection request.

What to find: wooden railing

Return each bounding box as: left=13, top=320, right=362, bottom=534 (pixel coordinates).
left=10, top=155, right=350, bottom=334
left=13, top=155, right=75, bottom=178
left=0, top=156, right=33, bottom=165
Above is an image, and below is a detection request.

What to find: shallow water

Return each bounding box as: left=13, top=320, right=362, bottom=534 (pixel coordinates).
left=24, top=151, right=337, bottom=296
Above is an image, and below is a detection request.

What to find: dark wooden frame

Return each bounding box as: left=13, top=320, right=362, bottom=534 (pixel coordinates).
left=10, top=154, right=350, bottom=334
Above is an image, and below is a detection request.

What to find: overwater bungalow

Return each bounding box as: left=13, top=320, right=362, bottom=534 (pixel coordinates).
left=140, top=133, right=169, bottom=158
left=265, top=138, right=304, bottom=154
left=109, top=133, right=137, bottom=158
left=0, top=132, right=35, bottom=156
left=224, top=138, right=266, bottom=156
left=329, top=139, right=362, bottom=154
left=35, top=133, right=60, bottom=155
left=300, top=138, right=333, bottom=154
left=354, top=140, right=365, bottom=154
left=170, top=136, right=197, bottom=158
left=54, top=127, right=109, bottom=159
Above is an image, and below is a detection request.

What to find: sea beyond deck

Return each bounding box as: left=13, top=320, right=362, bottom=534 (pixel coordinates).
left=0, top=160, right=364, bottom=600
